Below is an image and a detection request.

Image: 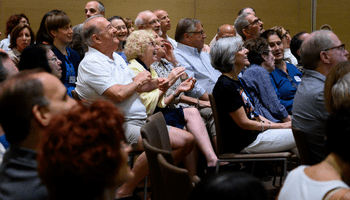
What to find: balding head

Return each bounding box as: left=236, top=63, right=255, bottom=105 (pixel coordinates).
left=83, top=16, right=118, bottom=56
left=85, top=1, right=105, bottom=19
left=216, top=24, right=236, bottom=40
left=154, top=9, right=171, bottom=34
left=135, top=10, right=162, bottom=36
left=300, top=30, right=349, bottom=76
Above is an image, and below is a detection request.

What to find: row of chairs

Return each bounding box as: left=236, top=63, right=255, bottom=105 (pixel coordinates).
left=72, top=89, right=310, bottom=199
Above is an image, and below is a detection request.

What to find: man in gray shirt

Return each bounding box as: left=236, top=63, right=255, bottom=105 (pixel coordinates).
left=292, top=30, right=349, bottom=164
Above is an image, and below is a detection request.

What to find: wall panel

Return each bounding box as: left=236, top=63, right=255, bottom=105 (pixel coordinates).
left=0, top=0, right=348, bottom=49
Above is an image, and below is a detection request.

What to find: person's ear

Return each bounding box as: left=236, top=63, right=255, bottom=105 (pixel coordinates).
left=92, top=34, right=101, bottom=44
left=320, top=51, right=331, bottom=64
left=242, top=28, right=250, bottom=38
left=297, top=49, right=301, bottom=57
left=261, top=54, right=268, bottom=62
left=32, top=105, right=51, bottom=127
left=50, top=30, right=57, bottom=38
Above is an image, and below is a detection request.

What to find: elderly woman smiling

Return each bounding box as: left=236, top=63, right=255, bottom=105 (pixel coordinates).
left=211, top=36, right=296, bottom=154
left=241, top=37, right=291, bottom=123
left=124, top=29, right=219, bottom=171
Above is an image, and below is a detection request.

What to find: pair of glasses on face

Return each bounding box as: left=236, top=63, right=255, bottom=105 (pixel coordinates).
left=187, top=30, right=205, bottom=36
left=144, top=19, right=161, bottom=26
left=237, top=46, right=247, bottom=51
left=244, top=18, right=261, bottom=29
left=281, top=30, right=290, bottom=39
left=323, top=44, right=346, bottom=52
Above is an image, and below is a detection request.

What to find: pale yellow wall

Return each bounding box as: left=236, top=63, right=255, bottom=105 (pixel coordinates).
left=0, top=0, right=348, bottom=47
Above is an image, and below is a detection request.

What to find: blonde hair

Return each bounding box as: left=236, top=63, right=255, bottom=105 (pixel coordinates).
left=124, top=29, right=156, bottom=61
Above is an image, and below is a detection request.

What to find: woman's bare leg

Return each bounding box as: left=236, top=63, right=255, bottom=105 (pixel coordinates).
left=183, top=107, right=218, bottom=167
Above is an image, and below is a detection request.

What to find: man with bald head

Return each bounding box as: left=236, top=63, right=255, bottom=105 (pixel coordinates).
left=154, top=9, right=177, bottom=48
left=234, top=12, right=264, bottom=41
left=293, top=30, right=349, bottom=164
left=0, top=70, right=77, bottom=200
left=216, top=24, right=236, bottom=41
left=135, top=10, right=162, bottom=36
left=84, top=1, right=105, bottom=19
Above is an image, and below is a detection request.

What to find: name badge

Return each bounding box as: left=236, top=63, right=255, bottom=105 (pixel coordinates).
left=69, top=76, right=76, bottom=84
left=294, top=76, right=301, bottom=82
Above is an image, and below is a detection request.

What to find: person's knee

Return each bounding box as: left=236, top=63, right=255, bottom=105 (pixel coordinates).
left=185, top=107, right=200, bottom=116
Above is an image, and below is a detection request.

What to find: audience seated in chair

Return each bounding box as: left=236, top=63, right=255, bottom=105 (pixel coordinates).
left=210, top=37, right=297, bottom=155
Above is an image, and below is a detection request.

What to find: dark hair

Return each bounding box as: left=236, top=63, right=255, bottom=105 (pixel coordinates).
left=5, top=13, right=29, bottom=37
left=260, top=29, right=278, bottom=40
left=45, top=10, right=70, bottom=42
left=237, top=7, right=256, bottom=16
left=175, top=18, right=201, bottom=42
left=290, top=31, right=307, bottom=62
left=9, top=24, right=35, bottom=49
left=189, top=171, right=269, bottom=200
left=244, top=38, right=269, bottom=65
left=37, top=100, right=126, bottom=200
left=36, top=10, right=67, bottom=44
left=326, top=102, right=350, bottom=163
left=0, top=52, right=10, bottom=82
left=0, top=71, right=49, bottom=144
left=18, top=44, right=52, bottom=73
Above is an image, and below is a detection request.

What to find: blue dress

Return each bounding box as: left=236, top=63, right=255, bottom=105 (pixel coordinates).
left=270, top=62, right=302, bottom=113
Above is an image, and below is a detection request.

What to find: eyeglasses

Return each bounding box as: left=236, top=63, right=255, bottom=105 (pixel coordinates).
left=143, top=19, right=161, bottom=26
left=244, top=18, right=261, bottom=29
left=187, top=30, right=205, bottom=36
left=237, top=46, right=247, bottom=51
left=281, top=30, right=290, bottom=39
left=47, top=57, right=58, bottom=62
left=323, top=44, right=346, bottom=52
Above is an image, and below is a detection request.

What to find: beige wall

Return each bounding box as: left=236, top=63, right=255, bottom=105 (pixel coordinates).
left=0, top=0, right=349, bottom=47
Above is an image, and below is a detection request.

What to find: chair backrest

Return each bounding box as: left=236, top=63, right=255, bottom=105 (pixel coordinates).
left=142, top=139, right=174, bottom=200
left=157, top=154, right=194, bottom=200
left=142, top=112, right=172, bottom=152
left=208, top=93, right=225, bottom=156
left=292, top=127, right=311, bottom=165
left=71, top=90, right=80, bottom=100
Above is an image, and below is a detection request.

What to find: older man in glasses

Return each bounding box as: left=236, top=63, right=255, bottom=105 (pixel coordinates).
left=292, top=30, right=349, bottom=165
left=234, top=13, right=264, bottom=41
left=135, top=10, right=162, bottom=36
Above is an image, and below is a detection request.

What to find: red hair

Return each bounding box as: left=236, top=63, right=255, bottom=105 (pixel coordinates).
left=37, top=100, right=126, bottom=200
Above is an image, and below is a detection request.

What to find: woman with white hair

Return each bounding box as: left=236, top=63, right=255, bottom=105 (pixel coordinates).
left=211, top=36, right=296, bottom=154
left=124, top=29, right=219, bottom=173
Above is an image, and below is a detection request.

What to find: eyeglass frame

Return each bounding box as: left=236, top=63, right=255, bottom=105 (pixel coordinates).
left=281, top=30, right=290, bottom=39
left=323, top=44, right=346, bottom=52
left=187, top=30, right=205, bottom=36
left=244, top=18, right=261, bottom=29
left=142, top=19, right=161, bottom=26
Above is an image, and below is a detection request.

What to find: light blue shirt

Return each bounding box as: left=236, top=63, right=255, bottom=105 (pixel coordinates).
left=174, top=43, right=221, bottom=97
